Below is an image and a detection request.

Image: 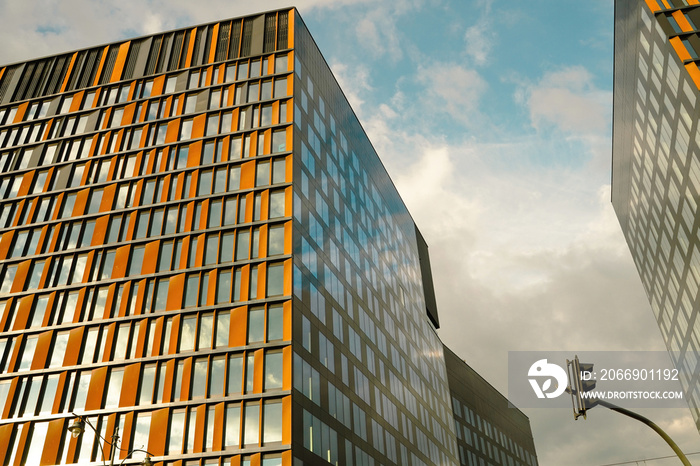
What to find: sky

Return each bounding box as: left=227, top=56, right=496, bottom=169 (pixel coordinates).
left=0, top=0, right=699, bottom=464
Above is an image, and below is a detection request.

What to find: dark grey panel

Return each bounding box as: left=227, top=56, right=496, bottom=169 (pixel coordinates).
left=415, top=225, right=439, bottom=329
left=132, top=37, right=153, bottom=79
left=250, top=15, right=265, bottom=57
left=1, top=64, right=24, bottom=105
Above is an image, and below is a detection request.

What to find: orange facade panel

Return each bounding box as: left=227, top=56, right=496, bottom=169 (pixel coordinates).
left=672, top=10, right=694, bottom=32
left=685, top=62, right=700, bottom=90
left=85, top=366, right=108, bottom=411
left=644, top=0, right=662, bottom=12
left=40, top=418, right=66, bottom=466
left=671, top=36, right=692, bottom=61
left=148, top=407, right=170, bottom=456
left=111, top=41, right=131, bottom=82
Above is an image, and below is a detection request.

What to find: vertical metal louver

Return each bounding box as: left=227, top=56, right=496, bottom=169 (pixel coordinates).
left=77, top=48, right=101, bottom=89
left=191, top=28, right=203, bottom=66
left=203, top=26, right=213, bottom=63
left=216, top=22, right=231, bottom=62
left=44, top=55, right=70, bottom=95
left=13, top=62, right=36, bottom=100
left=179, top=32, right=190, bottom=69
left=240, top=19, right=253, bottom=57
left=168, top=31, right=184, bottom=71
left=123, top=40, right=141, bottom=79
left=99, top=45, right=119, bottom=85
left=277, top=11, right=288, bottom=50
left=156, top=34, right=172, bottom=74
left=0, top=66, right=18, bottom=102
left=229, top=20, right=242, bottom=59
left=145, top=36, right=162, bottom=76
left=264, top=14, right=276, bottom=53
left=25, top=59, right=49, bottom=100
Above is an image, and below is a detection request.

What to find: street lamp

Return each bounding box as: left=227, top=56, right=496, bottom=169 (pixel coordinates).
left=67, top=414, right=155, bottom=466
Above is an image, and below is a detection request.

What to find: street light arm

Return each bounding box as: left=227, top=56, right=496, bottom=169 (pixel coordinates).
left=118, top=448, right=155, bottom=466
left=69, top=414, right=109, bottom=466
left=596, top=399, right=692, bottom=466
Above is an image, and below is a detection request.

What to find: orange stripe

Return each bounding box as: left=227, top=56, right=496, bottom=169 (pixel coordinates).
left=672, top=11, right=694, bottom=32
left=671, top=36, right=692, bottom=61
left=685, top=62, right=700, bottom=90
left=92, top=45, right=110, bottom=86
left=644, top=0, right=662, bottom=12
left=110, top=41, right=131, bottom=82
left=209, top=23, right=220, bottom=64
left=60, top=52, right=78, bottom=93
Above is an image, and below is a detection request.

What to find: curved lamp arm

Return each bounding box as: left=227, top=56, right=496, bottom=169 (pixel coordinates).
left=67, top=414, right=110, bottom=466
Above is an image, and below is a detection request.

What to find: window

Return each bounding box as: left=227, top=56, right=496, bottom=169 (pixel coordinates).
left=268, top=224, right=285, bottom=256
left=267, top=263, right=284, bottom=297
left=264, top=351, right=283, bottom=391
left=244, top=402, right=260, bottom=446
left=248, top=307, right=265, bottom=343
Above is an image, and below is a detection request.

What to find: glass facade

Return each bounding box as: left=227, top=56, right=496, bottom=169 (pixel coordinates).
left=444, top=347, right=537, bottom=466
left=0, top=7, right=538, bottom=466
left=613, top=0, right=700, bottom=433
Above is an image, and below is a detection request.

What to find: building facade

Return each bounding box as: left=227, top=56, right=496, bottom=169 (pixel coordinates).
left=444, top=347, right=537, bottom=466
left=613, top=0, right=700, bottom=432
left=0, top=8, right=537, bottom=465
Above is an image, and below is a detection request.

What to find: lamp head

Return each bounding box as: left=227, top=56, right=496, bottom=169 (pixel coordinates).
left=67, top=418, right=84, bottom=438
left=141, top=456, right=153, bottom=466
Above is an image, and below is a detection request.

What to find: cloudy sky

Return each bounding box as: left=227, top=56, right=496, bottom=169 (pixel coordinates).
left=1, top=0, right=699, bottom=464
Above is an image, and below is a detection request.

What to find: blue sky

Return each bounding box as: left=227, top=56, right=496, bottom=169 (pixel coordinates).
left=0, top=0, right=698, bottom=464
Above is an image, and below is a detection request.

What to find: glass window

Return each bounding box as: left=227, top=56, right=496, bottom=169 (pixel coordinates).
left=267, top=263, right=284, bottom=297
left=211, top=356, right=226, bottom=397
left=140, top=364, right=157, bottom=405
left=263, top=401, right=283, bottom=444
left=267, top=305, right=284, bottom=341
left=269, top=190, right=285, bottom=218
left=205, top=234, right=218, bottom=265
left=256, top=161, right=270, bottom=186
left=268, top=224, right=284, bottom=256
left=192, top=358, right=208, bottom=399
left=18, top=336, right=38, bottom=371
left=132, top=412, right=151, bottom=454
left=199, top=313, right=214, bottom=350
left=271, top=129, right=286, bottom=154
left=272, top=158, right=285, bottom=184
left=228, top=355, right=243, bottom=395
left=274, top=77, right=287, bottom=99
left=216, top=312, right=230, bottom=348
left=236, top=230, right=249, bottom=260
left=217, top=270, right=231, bottom=304
left=225, top=404, right=241, bottom=449
left=49, top=331, right=70, bottom=368
left=180, top=316, right=197, bottom=352
left=104, top=368, right=124, bottom=408
left=224, top=197, right=237, bottom=225
left=244, top=402, right=260, bottom=446
left=169, top=409, right=186, bottom=454
left=264, top=351, right=283, bottom=391
left=248, top=307, right=265, bottom=343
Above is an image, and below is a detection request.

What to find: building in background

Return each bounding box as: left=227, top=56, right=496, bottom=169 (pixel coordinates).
left=0, top=8, right=537, bottom=465
left=444, top=346, right=538, bottom=466
left=612, top=0, right=700, bottom=433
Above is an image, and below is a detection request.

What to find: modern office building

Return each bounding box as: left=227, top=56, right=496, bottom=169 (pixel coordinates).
left=613, top=0, right=700, bottom=432
left=444, top=346, right=538, bottom=466
left=0, top=7, right=538, bottom=465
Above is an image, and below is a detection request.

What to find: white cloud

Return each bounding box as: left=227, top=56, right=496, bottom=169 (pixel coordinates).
left=524, top=65, right=612, bottom=136
left=464, top=0, right=496, bottom=66
left=416, top=62, right=488, bottom=126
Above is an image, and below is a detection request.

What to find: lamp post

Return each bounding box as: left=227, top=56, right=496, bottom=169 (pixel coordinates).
left=67, top=414, right=154, bottom=466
